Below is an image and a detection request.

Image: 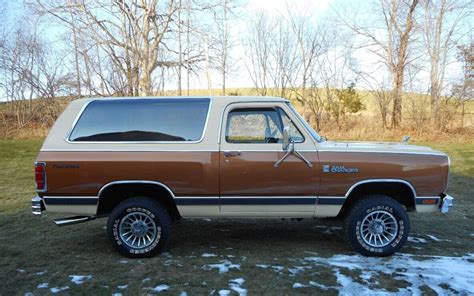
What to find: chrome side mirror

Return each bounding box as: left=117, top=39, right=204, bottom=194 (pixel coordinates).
left=282, top=126, right=290, bottom=150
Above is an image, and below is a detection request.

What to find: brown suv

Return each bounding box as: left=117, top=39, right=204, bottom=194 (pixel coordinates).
left=32, top=96, right=454, bottom=257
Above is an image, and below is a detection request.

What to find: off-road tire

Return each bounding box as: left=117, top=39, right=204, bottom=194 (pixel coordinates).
left=344, top=195, right=410, bottom=257
left=107, top=197, right=171, bottom=258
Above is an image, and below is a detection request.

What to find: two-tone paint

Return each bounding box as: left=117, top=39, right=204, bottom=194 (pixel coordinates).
left=35, top=96, right=451, bottom=218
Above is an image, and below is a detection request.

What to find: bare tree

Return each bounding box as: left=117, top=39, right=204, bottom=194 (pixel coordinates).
left=269, top=19, right=299, bottom=98
left=286, top=8, right=326, bottom=130
left=213, top=0, right=237, bottom=96
left=340, top=0, right=420, bottom=127
left=452, top=42, right=474, bottom=127
left=34, top=0, right=207, bottom=96
left=0, top=24, right=72, bottom=129
left=244, top=12, right=272, bottom=96
left=420, top=0, right=471, bottom=122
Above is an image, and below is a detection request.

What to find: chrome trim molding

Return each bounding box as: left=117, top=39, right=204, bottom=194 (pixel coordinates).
left=345, top=179, right=417, bottom=199
left=98, top=180, right=176, bottom=198
left=65, top=98, right=213, bottom=144
left=317, top=149, right=445, bottom=156
left=217, top=100, right=305, bottom=145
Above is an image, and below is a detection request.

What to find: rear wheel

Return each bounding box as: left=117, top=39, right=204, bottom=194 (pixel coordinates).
left=107, top=197, right=171, bottom=258
left=344, top=195, right=410, bottom=256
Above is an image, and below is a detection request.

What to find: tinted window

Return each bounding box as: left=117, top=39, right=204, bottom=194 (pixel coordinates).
left=225, top=107, right=304, bottom=144
left=69, top=98, right=210, bottom=142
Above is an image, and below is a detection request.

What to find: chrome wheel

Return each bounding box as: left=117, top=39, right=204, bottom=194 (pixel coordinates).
left=360, top=210, right=398, bottom=248
left=119, top=212, right=158, bottom=249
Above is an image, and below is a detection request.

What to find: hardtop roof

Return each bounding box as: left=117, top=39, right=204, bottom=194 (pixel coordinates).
left=72, top=96, right=289, bottom=104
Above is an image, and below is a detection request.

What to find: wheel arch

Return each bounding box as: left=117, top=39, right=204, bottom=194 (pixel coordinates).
left=97, top=180, right=181, bottom=220
left=338, top=179, right=417, bottom=218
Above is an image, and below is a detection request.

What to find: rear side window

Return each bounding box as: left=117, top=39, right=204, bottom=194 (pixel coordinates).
left=69, top=98, right=210, bottom=142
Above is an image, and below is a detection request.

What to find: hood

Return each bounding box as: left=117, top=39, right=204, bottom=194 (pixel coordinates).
left=318, top=141, right=446, bottom=156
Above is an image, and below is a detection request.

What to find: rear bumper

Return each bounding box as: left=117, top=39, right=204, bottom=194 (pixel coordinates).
left=440, top=194, right=454, bottom=213
left=32, top=196, right=45, bottom=215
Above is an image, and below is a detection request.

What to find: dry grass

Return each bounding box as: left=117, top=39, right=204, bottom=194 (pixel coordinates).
left=1, top=89, right=473, bottom=143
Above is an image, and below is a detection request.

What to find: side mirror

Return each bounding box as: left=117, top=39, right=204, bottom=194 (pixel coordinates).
left=282, top=126, right=290, bottom=150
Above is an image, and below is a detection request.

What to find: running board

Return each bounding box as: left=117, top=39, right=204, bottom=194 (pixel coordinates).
left=54, top=216, right=96, bottom=226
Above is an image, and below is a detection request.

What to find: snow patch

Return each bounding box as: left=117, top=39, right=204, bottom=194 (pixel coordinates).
left=50, top=286, right=69, bottom=293
left=256, top=264, right=269, bottom=269
left=142, top=277, right=151, bottom=283
left=117, top=284, right=128, bottom=290
left=203, top=260, right=241, bottom=274
left=427, top=235, right=451, bottom=242
left=218, top=290, right=231, bottom=296
left=309, top=281, right=332, bottom=290
left=119, top=260, right=128, bottom=264
left=288, top=266, right=308, bottom=276
left=407, top=236, right=428, bottom=243
left=303, top=253, right=474, bottom=294
left=16, top=269, right=26, bottom=273
left=36, top=270, right=47, bottom=276
left=293, top=281, right=334, bottom=290
left=37, top=283, right=49, bottom=289
left=230, top=278, right=245, bottom=285
left=229, top=278, right=247, bottom=296
left=271, top=265, right=284, bottom=273
left=69, top=275, right=92, bottom=285
left=202, top=253, right=218, bottom=257
left=151, top=284, right=170, bottom=292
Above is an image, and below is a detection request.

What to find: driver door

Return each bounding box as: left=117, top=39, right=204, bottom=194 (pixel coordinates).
left=219, top=102, right=318, bottom=216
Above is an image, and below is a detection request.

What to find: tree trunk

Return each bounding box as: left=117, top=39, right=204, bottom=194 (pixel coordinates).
left=391, top=72, right=403, bottom=128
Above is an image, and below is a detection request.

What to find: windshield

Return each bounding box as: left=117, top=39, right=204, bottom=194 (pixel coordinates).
left=286, top=103, right=324, bottom=143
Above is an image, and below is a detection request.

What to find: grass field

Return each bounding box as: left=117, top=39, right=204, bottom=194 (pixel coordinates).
left=1, top=139, right=473, bottom=295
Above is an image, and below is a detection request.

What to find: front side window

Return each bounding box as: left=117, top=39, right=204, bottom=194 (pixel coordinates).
left=69, top=98, right=210, bottom=142
left=225, top=107, right=304, bottom=144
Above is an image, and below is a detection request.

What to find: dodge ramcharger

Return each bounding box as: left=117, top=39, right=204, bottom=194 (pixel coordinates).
left=32, top=96, right=454, bottom=257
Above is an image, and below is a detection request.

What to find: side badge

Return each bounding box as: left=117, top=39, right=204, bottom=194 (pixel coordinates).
left=322, top=165, right=330, bottom=173
left=322, top=164, right=359, bottom=173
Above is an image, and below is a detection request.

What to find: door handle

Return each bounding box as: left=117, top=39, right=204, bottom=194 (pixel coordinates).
left=223, top=151, right=241, bottom=157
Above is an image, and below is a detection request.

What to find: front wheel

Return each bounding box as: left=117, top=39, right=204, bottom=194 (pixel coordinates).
left=344, top=195, right=410, bottom=256
left=107, top=197, right=171, bottom=258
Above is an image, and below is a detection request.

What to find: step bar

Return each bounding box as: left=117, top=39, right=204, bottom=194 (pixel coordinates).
left=54, top=216, right=96, bottom=226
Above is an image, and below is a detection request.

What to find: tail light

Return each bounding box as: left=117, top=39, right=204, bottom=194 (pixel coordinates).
left=35, top=162, right=47, bottom=192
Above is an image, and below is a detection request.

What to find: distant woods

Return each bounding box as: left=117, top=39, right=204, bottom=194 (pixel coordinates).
left=0, top=0, right=472, bottom=134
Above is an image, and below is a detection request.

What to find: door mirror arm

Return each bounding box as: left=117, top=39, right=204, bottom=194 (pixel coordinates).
left=274, top=126, right=312, bottom=168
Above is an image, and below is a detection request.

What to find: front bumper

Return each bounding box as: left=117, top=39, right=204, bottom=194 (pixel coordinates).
left=440, top=194, right=454, bottom=213
left=32, top=196, right=45, bottom=215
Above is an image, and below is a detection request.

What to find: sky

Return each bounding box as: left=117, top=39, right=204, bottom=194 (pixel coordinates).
left=0, top=0, right=470, bottom=100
